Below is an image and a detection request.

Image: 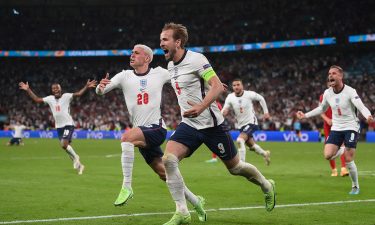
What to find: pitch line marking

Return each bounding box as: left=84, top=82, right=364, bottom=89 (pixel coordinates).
left=1, top=199, right=375, bottom=224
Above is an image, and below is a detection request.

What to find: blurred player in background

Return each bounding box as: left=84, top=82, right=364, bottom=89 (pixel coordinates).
left=297, top=65, right=373, bottom=195
left=160, top=22, right=275, bottom=225
left=222, top=78, right=271, bottom=164
left=96, top=44, right=206, bottom=219
left=320, top=79, right=348, bottom=177
left=6, top=119, right=27, bottom=146
left=19, top=80, right=97, bottom=174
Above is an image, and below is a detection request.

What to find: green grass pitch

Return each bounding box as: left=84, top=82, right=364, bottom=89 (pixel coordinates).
left=1, top=138, right=375, bottom=225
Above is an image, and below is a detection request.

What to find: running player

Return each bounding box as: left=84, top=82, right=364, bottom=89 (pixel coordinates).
left=297, top=65, right=373, bottom=194
left=222, top=78, right=271, bottom=164
left=96, top=44, right=206, bottom=220
left=160, top=23, right=276, bottom=225
left=19, top=79, right=97, bottom=174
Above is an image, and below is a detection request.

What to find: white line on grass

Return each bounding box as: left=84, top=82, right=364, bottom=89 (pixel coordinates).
left=358, top=171, right=375, bottom=176
left=1, top=199, right=374, bottom=224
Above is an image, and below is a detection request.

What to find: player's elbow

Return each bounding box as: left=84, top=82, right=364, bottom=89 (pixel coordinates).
left=35, top=98, right=44, bottom=104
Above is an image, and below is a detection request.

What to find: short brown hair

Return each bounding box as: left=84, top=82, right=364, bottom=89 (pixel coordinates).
left=162, top=22, right=188, bottom=48
left=232, top=78, right=243, bottom=83
left=329, top=65, right=344, bottom=74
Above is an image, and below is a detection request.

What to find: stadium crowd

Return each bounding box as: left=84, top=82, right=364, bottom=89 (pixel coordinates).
left=1, top=0, right=375, bottom=50
left=2, top=50, right=374, bottom=133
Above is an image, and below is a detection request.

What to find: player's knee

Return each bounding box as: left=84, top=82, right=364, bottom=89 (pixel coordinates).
left=121, top=135, right=131, bottom=143
left=61, top=142, right=68, bottom=149
left=324, top=152, right=332, bottom=160
left=229, top=161, right=245, bottom=176
left=162, top=153, right=178, bottom=168
left=157, top=171, right=167, bottom=181
left=236, top=137, right=245, bottom=144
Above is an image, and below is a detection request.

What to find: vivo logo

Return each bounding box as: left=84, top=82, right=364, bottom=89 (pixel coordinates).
left=253, top=133, right=267, bottom=141
left=86, top=132, right=104, bottom=139
left=283, top=132, right=309, bottom=142
left=38, top=131, right=54, bottom=138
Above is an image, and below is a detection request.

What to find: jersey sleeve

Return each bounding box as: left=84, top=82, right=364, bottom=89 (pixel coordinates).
left=159, top=67, right=171, bottom=84
left=96, top=71, right=124, bottom=95
left=305, top=91, right=329, bottom=118
left=196, top=54, right=217, bottom=82
left=64, top=93, right=73, bottom=102
left=42, top=96, right=53, bottom=104
left=249, top=91, right=269, bottom=114
left=350, top=89, right=372, bottom=118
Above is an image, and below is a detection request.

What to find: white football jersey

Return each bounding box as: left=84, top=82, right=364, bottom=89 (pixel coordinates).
left=223, top=91, right=269, bottom=128
left=13, top=125, right=26, bottom=138
left=43, top=93, right=74, bottom=128
left=96, top=67, right=170, bottom=128
left=306, top=85, right=371, bottom=131
left=167, top=50, right=224, bottom=130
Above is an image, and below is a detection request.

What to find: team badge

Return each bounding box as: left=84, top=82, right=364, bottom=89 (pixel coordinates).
left=140, top=79, right=147, bottom=92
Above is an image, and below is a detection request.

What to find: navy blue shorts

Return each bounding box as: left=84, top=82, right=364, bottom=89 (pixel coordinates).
left=138, top=124, right=167, bottom=164
left=169, top=122, right=237, bottom=160
left=57, top=125, right=75, bottom=142
left=326, top=130, right=359, bottom=149
left=9, top=138, right=21, bottom=145
left=239, top=124, right=259, bottom=138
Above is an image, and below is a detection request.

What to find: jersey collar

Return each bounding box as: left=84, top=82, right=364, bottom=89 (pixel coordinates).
left=235, top=91, right=245, bottom=97
left=333, top=84, right=345, bottom=94
left=173, top=49, right=188, bottom=66
left=134, top=67, right=151, bottom=76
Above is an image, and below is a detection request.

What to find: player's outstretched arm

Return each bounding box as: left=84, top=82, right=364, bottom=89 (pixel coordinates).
left=183, top=75, right=224, bottom=118
left=19, top=82, right=44, bottom=103
left=73, top=79, right=97, bottom=97
left=96, top=73, right=116, bottom=95
left=296, top=111, right=306, bottom=120
left=350, top=91, right=373, bottom=124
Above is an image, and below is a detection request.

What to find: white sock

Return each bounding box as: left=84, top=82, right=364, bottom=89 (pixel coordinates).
left=229, top=161, right=271, bottom=193
left=251, top=144, right=267, bottom=157
left=346, top=161, right=359, bottom=188
left=329, top=146, right=344, bottom=160
left=66, top=145, right=79, bottom=161
left=121, top=142, right=134, bottom=189
left=163, top=153, right=189, bottom=214
left=237, top=138, right=246, bottom=161
left=184, top=186, right=199, bottom=206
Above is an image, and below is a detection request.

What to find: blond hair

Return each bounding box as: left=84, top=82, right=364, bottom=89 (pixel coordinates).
left=134, top=44, right=153, bottom=63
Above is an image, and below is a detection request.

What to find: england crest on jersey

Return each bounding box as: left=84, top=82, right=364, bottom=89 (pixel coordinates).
left=140, top=79, right=147, bottom=92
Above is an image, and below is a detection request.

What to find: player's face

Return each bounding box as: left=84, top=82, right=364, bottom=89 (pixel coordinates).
left=232, top=81, right=244, bottom=95
left=327, top=68, right=343, bottom=88
left=160, top=29, right=178, bottom=61
left=130, top=46, right=149, bottom=69
left=51, top=84, right=62, bottom=98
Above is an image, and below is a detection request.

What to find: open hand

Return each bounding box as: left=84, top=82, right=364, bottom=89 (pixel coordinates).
left=183, top=101, right=205, bottom=118
left=19, top=82, right=30, bottom=91
left=296, top=111, right=305, bottom=119
left=86, top=79, right=98, bottom=88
